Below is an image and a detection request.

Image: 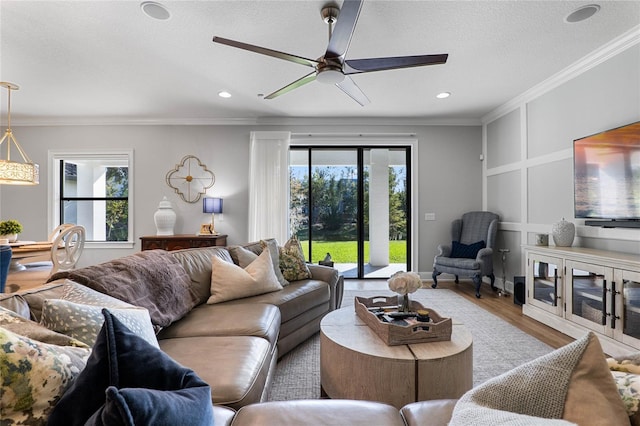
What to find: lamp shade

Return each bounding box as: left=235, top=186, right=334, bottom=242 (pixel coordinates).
left=0, top=82, right=39, bottom=185
left=203, top=197, right=223, bottom=214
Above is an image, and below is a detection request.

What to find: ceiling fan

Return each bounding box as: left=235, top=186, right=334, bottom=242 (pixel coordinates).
left=212, top=0, right=448, bottom=106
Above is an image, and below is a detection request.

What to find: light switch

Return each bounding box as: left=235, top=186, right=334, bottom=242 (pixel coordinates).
left=424, top=213, right=436, bottom=221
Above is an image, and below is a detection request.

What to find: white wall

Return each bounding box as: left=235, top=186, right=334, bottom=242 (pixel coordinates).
left=484, top=41, right=640, bottom=293
left=0, top=123, right=482, bottom=271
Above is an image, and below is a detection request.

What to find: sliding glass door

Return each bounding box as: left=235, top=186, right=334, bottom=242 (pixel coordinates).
left=289, top=146, right=410, bottom=279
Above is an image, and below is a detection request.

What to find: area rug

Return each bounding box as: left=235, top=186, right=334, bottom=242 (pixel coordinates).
left=267, top=287, right=554, bottom=401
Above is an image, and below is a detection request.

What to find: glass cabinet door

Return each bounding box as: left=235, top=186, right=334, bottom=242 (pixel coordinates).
left=615, top=269, right=640, bottom=347
left=565, top=260, right=612, bottom=336
left=527, top=253, right=563, bottom=316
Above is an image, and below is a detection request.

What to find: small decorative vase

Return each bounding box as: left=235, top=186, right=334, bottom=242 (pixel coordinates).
left=154, top=197, right=176, bottom=236
left=552, top=218, right=575, bottom=247
left=0, top=234, right=18, bottom=243
left=398, top=293, right=411, bottom=313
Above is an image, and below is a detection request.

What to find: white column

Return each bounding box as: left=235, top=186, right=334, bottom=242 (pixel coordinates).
left=369, top=149, right=389, bottom=266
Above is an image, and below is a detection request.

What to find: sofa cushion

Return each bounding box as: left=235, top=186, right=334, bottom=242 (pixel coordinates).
left=230, top=239, right=289, bottom=287
left=0, top=305, right=89, bottom=348
left=208, top=249, right=283, bottom=304
left=48, top=310, right=213, bottom=426
left=160, top=335, right=273, bottom=410
left=230, top=245, right=260, bottom=267
left=171, top=246, right=234, bottom=305
left=279, top=236, right=311, bottom=281
left=231, top=399, right=406, bottom=426
left=219, top=279, right=330, bottom=323
left=433, top=256, right=481, bottom=271
left=449, top=332, right=630, bottom=426
left=19, top=281, right=66, bottom=321
left=41, top=298, right=158, bottom=347
left=48, top=250, right=198, bottom=328
left=401, top=399, right=458, bottom=426
left=611, top=371, right=640, bottom=425
left=450, top=240, right=486, bottom=259
left=157, top=302, right=280, bottom=350
left=0, top=326, right=90, bottom=425
left=0, top=292, right=31, bottom=318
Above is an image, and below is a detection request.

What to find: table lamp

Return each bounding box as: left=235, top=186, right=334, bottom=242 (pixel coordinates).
left=203, top=197, right=223, bottom=235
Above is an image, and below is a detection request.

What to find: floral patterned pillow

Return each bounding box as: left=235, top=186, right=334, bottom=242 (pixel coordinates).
left=609, top=353, right=640, bottom=425
left=279, top=236, right=311, bottom=282
left=0, top=326, right=90, bottom=424
left=611, top=371, right=640, bottom=425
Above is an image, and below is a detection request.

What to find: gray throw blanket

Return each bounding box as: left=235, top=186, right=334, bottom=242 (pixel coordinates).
left=49, top=250, right=198, bottom=328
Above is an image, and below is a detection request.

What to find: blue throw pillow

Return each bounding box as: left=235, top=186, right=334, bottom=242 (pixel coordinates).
left=47, top=309, right=213, bottom=426
left=450, top=240, right=486, bottom=259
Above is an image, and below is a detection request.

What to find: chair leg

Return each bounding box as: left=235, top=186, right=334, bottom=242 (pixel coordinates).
left=489, top=274, right=497, bottom=291
left=472, top=274, right=482, bottom=298
left=431, top=270, right=440, bottom=288
left=454, top=275, right=459, bottom=284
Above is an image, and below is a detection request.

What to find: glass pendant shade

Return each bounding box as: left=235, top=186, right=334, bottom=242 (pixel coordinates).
left=0, top=82, right=39, bottom=185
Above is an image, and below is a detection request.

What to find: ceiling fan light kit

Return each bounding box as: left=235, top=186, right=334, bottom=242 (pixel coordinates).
left=212, top=0, right=448, bottom=106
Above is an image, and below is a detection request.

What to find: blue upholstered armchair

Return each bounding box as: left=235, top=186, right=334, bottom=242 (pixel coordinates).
left=432, top=211, right=500, bottom=298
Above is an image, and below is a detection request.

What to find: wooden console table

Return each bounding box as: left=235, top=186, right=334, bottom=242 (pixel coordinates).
left=140, top=234, right=228, bottom=251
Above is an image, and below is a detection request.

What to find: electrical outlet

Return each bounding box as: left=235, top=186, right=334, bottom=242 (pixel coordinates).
left=424, top=213, right=436, bottom=221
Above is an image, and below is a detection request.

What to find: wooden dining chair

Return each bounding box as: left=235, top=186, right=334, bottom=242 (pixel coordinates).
left=49, top=224, right=86, bottom=275
left=4, top=224, right=86, bottom=292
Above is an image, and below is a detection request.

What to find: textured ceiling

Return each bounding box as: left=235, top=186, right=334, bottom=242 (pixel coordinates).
left=0, top=1, right=639, bottom=125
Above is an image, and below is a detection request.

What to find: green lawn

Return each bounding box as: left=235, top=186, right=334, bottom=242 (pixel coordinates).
left=301, top=240, right=407, bottom=263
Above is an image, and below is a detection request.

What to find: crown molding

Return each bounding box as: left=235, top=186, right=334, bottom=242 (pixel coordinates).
left=482, top=24, right=640, bottom=125
left=11, top=117, right=260, bottom=127
left=11, top=115, right=480, bottom=127
left=254, top=116, right=481, bottom=127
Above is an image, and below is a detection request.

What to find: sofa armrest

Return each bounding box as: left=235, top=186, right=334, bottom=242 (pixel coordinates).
left=307, top=264, right=343, bottom=311
left=475, top=247, right=493, bottom=260
left=401, top=399, right=457, bottom=426
left=436, top=244, right=452, bottom=257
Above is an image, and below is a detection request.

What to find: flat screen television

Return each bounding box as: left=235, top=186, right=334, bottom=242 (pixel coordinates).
left=573, top=121, right=640, bottom=228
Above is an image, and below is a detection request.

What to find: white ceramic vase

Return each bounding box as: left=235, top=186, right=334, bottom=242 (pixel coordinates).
left=552, top=218, right=575, bottom=247
left=154, top=197, right=176, bottom=236
left=0, top=234, right=18, bottom=243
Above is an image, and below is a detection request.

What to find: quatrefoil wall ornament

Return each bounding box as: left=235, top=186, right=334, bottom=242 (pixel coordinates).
left=165, top=155, right=215, bottom=203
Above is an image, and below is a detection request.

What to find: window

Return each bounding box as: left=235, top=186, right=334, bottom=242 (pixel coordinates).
left=50, top=151, right=133, bottom=246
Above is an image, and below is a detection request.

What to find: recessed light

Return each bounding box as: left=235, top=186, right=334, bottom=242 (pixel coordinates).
left=565, top=4, right=600, bottom=23
left=140, top=2, right=171, bottom=21
left=218, top=91, right=232, bottom=98
left=436, top=92, right=451, bottom=99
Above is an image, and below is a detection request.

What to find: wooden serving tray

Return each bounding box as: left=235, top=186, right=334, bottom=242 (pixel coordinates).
left=354, top=295, right=452, bottom=346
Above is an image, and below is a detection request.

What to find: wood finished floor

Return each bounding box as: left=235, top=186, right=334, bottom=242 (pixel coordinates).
left=345, top=278, right=575, bottom=350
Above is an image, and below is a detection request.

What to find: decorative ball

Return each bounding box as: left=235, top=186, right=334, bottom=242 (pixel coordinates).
left=552, top=218, right=575, bottom=247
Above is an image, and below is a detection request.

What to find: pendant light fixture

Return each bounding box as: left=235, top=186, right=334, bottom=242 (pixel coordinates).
left=0, top=82, right=39, bottom=185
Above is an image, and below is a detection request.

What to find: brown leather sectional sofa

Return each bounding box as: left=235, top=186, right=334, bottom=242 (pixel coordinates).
left=1, top=241, right=461, bottom=425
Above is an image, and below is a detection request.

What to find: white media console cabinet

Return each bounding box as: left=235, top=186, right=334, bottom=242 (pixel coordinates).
left=523, top=245, right=640, bottom=356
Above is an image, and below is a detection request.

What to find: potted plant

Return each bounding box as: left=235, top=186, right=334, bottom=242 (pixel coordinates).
left=0, top=219, right=23, bottom=242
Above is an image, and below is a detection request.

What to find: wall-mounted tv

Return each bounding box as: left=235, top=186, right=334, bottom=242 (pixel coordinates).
left=574, top=121, right=640, bottom=228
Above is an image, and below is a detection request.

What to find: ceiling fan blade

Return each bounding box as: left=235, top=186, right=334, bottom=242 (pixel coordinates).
left=264, top=71, right=317, bottom=100
left=213, top=36, right=318, bottom=68
left=325, top=0, right=363, bottom=60
left=335, top=76, right=370, bottom=106
left=344, top=54, right=448, bottom=74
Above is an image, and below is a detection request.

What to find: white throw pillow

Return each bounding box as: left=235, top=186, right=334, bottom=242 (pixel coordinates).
left=207, top=249, right=283, bottom=304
